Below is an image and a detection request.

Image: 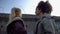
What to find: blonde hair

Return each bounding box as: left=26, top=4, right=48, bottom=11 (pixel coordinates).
left=9, top=7, right=22, bottom=21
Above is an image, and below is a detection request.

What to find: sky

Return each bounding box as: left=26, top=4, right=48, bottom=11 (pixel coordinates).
left=0, top=0, right=60, bottom=16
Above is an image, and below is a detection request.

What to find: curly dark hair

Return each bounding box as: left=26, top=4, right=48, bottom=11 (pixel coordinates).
left=36, top=1, right=52, bottom=14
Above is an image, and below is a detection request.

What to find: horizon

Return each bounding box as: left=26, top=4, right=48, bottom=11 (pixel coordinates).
left=0, top=0, right=60, bottom=16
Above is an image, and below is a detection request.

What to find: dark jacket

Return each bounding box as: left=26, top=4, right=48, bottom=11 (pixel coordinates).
left=7, top=17, right=27, bottom=34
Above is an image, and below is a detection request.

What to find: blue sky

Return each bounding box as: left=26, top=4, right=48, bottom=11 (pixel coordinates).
left=0, top=0, right=60, bottom=16
left=0, top=0, right=36, bottom=14
left=0, top=0, right=29, bottom=13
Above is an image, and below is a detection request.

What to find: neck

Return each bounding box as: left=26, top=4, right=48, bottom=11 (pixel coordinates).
left=38, top=13, right=51, bottom=18
left=15, top=14, right=20, bottom=16
left=37, top=13, right=43, bottom=17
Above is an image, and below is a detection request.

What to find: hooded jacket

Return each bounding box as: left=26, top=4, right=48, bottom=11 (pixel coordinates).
left=7, top=17, right=27, bottom=34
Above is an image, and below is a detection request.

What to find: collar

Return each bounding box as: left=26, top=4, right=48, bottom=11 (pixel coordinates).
left=42, top=13, right=51, bottom=18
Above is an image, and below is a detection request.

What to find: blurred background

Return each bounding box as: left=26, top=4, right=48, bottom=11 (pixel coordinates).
left=0, top=0, right=60, bottom=34
left=0, top=0, right=60, bottom=16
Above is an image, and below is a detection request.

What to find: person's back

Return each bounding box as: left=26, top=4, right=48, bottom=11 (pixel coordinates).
left=7, top=17, right=27, bottom=34
left=35, top=14, right=57, bottom=34
left=7, top=7, right=27, bottom=34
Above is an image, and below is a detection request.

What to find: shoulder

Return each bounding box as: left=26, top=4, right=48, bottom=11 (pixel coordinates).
left=42, top=16, right=54, bottom=24
left=43, top=16, right=53, bottom=21
left=7, top=17, right=24, bottom=26
left=10, top=17, right=23, bottom=23
left=12, top=17, right=23, bottom=22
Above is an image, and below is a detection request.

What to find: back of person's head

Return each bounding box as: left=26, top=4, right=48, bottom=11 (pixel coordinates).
left=9, top=7, right=22, bottom=21
left=36, top=1, right=52, bottom=14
